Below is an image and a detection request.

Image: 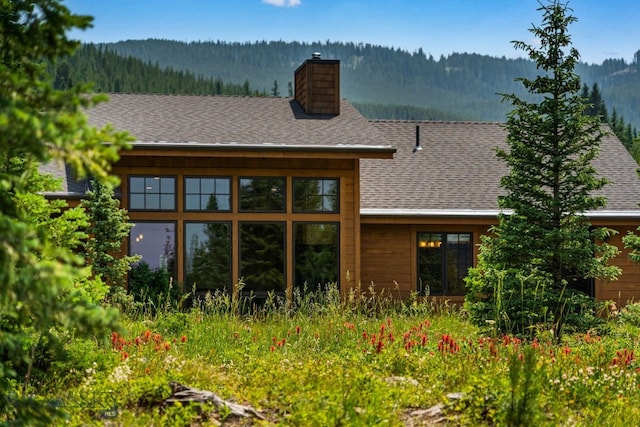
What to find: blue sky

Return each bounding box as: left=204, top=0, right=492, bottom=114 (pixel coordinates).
left=65, top=0, right=639, bottom=65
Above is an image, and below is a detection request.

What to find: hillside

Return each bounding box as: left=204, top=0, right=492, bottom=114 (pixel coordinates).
left=98, top=39, right=640, bottom=128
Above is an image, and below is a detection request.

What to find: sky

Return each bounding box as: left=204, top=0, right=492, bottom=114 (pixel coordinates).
left=64, top=0, right=640, bottom=65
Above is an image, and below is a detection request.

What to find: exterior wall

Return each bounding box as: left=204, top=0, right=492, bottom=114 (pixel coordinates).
left=360, top=220, right=492, bottom=301
left=361, top=218, right=640, bottom=305
left=593, top=222, right=640, bottom=305
left=113, top=153, right=359, bottom=295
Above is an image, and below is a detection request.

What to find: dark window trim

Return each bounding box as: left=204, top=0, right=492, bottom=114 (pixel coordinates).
left=128, top=175, right=177, bottom=212
left=417, top=232, right=473, bottom=296
left=184, top=176, right=232, bottom=212
left=292, top=177, right=340, bottom=214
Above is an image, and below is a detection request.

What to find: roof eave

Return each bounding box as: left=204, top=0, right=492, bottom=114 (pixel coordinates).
left=360, top=208, right=640, bottom=220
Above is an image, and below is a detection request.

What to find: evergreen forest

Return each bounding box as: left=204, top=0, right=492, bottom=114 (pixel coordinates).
left=51, top=40, right=640, bottom=159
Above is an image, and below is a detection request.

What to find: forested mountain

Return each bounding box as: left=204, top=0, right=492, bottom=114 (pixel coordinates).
left=96, top=39, right=640, bottom=128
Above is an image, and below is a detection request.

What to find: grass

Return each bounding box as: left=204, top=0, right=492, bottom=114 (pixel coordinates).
left=20, top=287, right=640, bottom=426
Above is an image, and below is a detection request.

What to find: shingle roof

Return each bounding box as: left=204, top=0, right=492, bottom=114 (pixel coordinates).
left=39, top=161, right=87, bottom=197
left=87, top=94, right=391, bottom=150
left=361, top=121, right=640, bottom=216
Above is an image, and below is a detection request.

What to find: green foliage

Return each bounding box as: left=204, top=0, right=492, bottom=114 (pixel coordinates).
left=50, top=43, right=265, bottom=96
left=129, top=262, right=183, bottom=311
left=465, top=1, right=620, bottom=340
left=82, top=180, right=140, bottom=287
left=0, top=0, right=130, bottom=423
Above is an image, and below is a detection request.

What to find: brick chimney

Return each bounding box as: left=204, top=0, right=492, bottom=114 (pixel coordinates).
left=294, top=54, right=340, bottom=115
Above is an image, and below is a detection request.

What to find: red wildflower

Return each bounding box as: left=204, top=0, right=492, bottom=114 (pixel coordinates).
left=181, top=335, right=187, bottom=343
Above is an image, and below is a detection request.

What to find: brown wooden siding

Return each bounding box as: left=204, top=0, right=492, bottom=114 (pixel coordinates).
left=114, top=155, right=358, bottom=295
left=361, top=220, right=640, bottom=305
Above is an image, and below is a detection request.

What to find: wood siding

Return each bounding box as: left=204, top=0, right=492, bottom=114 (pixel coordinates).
left=361, top=219, right=640, bottom=305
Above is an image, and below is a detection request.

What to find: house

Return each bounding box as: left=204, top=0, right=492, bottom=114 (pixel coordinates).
left=47, top=56, right=640, bottom=304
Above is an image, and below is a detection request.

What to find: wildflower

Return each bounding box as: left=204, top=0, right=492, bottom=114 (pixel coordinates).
left=296, top=325, right=301, bottom=334
left=181, top=335, right=187, bottom=343
left=270, top=346, right=276, bottom=352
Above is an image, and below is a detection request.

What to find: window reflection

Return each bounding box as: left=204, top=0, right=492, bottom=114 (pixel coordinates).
left=239, top=222, right=285, bottom=293
left=185, top=222, right=231, bottom=292
left=130, top=222, right=176, bottom=272
left=239, top=177, right=285, bottom=212
left=294, top=223, right=339, bottom=291
left=293, top=178, right=339, bottom=212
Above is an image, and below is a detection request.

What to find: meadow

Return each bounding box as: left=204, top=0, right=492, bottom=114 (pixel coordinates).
left=34, top=286, right=640, bottom=426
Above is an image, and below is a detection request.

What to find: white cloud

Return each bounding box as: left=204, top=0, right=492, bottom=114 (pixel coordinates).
left=262, top=0, right=301, bottom=7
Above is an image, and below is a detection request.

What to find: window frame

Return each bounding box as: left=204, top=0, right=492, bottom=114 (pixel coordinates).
left=128, top=175, right=177, bottom=211
left=184, top=176, right=232, bottom=212
left=292, top=177, right=340, bottom=213
left=416, top=232, right=473, bottom=296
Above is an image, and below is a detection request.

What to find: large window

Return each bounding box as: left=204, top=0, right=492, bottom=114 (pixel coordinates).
left=417, top=232, right=472, bottom=296
left=185, top=177, right=231, bottom=211
left=239, top=222, right=286, bottom=294
left=129, top=222, right=177, bottom=274
left=185, top=222, right=231, bottom=293
left=129, top=176, right=176, bottom=210
left=293, top=178, right=339, bottom=213
left=294, top=223, right=339, bottom=291
left=239, top=177, right=285, bottom=212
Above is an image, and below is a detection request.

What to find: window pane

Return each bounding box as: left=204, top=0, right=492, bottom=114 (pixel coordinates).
left=130, top=222, right=176, bottom=273
left=130, top=194, right=145, bottom=210
left=146, top=194, right=160, bottom=209
left=161, top=194, right=175, bottom=210
left=130, top=177, right=145, bottom=193
left=417, top=232, right=472, bottom=296
left=216, top=179, right=230, bottom=194
left=293, top=178, right=339, bottom=212
left=239, top=177, right=285, bottom=212
left=186, top=195, right=199, bottom=210
left=201, top=178, right=215, bottom=194
left=217, top=195, right=230, bottom=211
left=185, top=178, right=200, bottom=193
left=185, top=222, right=231, bottom=293
left=161, top=177, right=175, bottom=193
left=239, top=222, right=285, bottom=293
left=294, top=223, right=339, bottom=291
left=145, top=177, right=159, bottom=193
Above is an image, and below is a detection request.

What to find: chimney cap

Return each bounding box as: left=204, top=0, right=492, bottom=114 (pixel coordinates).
left=312, top=52, right=321, bottom=59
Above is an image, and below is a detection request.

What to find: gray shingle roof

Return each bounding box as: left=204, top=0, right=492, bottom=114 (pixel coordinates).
left=361, top=121, right=640, bottom=216
left=87, top=94, right=391, bottom=150
left=39, top=161, right=87, bottom=197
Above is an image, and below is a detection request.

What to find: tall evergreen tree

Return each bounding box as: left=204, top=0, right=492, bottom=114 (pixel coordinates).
left=465, top=1, right=620, bottom=339
left=82, top=180, right=140, bottom=287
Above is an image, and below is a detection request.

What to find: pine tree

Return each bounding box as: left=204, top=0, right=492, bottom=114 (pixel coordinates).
left=465, top=1, right=620, bottom=339
left=82, top=180, right=140, bottom=287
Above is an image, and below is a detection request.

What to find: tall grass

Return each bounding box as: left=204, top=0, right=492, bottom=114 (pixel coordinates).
left=20, top=285, right=640, bottom=426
